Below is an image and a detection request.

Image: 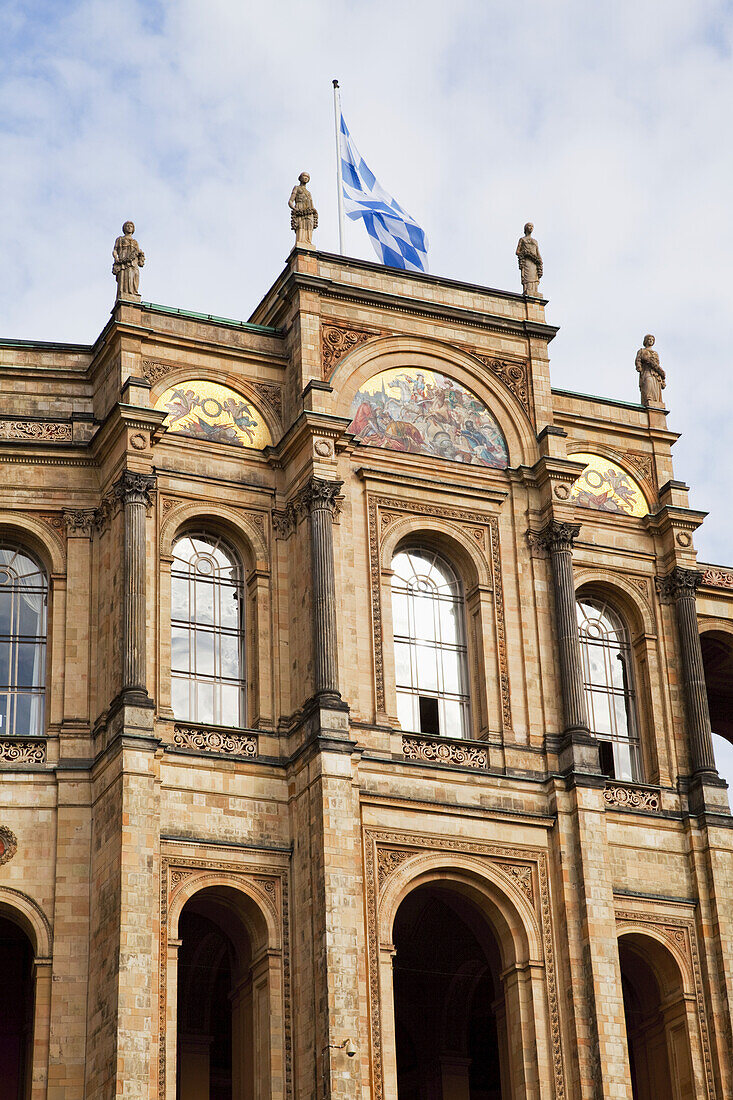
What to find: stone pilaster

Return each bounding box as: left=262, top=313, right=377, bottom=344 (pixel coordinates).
left=655, top=567, right=716, bottom=776
left=115, top=471, right=155, bottom=703
left=301, top=477, right=343, bottom=705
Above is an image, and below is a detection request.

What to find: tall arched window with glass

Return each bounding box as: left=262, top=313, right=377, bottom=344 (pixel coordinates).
left=0, top=545, right=48, bottom=738
left=171, top=534, right=245, bottom=727
left=577, top=597, right=641, bottom=780
left=391, top=547, right=470, bottom=739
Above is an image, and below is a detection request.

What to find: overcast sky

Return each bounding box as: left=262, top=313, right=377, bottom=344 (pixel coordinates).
left=3, top=0, right=732, bottom=562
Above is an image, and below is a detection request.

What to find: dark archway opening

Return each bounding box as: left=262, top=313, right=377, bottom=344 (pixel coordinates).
left=701, top=630, right=733, bottom=790
left=619, top=935, right=694, bottom=1100
left=393, top=884, right=505, bottom=1099
left=0, top=916, right=34, bottom=1100
left=177, top=907, right=234, bottom=1100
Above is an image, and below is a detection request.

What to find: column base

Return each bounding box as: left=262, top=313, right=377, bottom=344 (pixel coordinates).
left=688, top=770, right=730, bottom=815
left=557, top=726, right=602, bottom=779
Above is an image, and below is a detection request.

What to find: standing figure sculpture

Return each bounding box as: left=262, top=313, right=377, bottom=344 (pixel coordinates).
left=635, top=334, right=666, bottom=407
left=112, top=221, right=145, bottom=298
left=289, top=172, right=318, bottom=247
left=516, top=222, right=543, bottom=297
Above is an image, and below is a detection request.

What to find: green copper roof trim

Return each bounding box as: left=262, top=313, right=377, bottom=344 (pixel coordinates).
left=142, top=301, right=282, bottom=336
left=552, top=387, right=647, bottom=411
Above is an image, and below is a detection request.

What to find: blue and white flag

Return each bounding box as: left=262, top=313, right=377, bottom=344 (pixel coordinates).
left=338, top=111, right=429, bottom=272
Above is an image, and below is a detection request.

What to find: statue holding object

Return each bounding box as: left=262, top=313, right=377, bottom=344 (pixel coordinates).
left=289, top=172, right=318, bottom=247
left=112, top=221, right=145, bottom=298
left=516, top=222, right=543, bottom=297
left=635, top=334, right=666, bottom=407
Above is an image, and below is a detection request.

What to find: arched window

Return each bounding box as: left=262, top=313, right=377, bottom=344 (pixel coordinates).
left=171, top=533, right=245, bottom=727
left=0, top=545, right=48, bottom=738
left=391, top=547, right=470, bottom=739
left=577, top=597, right=640, bottom=781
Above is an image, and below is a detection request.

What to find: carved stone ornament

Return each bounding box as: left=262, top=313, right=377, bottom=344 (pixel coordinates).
left=516, top=222, right=543, bottom=297
left=553, top=483, right=571, bottom=500
left=321, top=324, right=374, bottom=377
left=625, top=449, right=655, bottom=487
left=377, top=847, right=413, bottom=891
left=534, top=521, right=582, bottom=554
left=702, top=566, right=733, bottom=589
left=273, top=477, right=344, bottom=539
left=142, top=359, right=175, bottom=386
left=0, top=825, right=18, bottom=865
left=289, top=172, right=318, bottom=246
left=0, top=420, right=72, bottom=442
left=474, top=354, right=532, bottom=419
left=675, top=531, right=692, bottom=548
left=130, top=432, right=148, bottom=451
left=655, top=567, right=703, bottom=602
left=112, top=220, right=145, bottom=298
left=604, top=784, right=661, bottom=812
left=113, top=470, right=156, bottom=508
left=402, top=734, right=488, bottom=769
left=172, top=725, right=257, bottom=757
left=250, top=381, right=283, bottom=422
left=313, top=438, right=334, bottom=459
left=0, top=740, right=46, bottom=765
left=63, top=509, right=96, bottom=536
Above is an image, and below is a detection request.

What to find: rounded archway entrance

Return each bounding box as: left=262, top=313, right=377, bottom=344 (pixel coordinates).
left=0, top=915, right=35, bottom=1099
left=392, top=883, right=508, bottom=1099
left=619, top=933, right=695, bottom=1100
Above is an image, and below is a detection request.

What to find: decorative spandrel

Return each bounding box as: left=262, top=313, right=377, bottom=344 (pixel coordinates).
left=347, top=368, right=508, bottom=468
left=155, top=381, right=272, bottom=449
left=569, top=453, right=649, bottom=517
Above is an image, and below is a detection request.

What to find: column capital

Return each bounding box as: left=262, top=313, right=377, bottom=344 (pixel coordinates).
left=297, top=476, right=343, bottom=516
left=114, top=470, right=156, bottom=508
left=534, top=520, right=582, bottom=553
left=63, top=508, right=97, bottom=537
left=655, top=566, right=703, bottom=602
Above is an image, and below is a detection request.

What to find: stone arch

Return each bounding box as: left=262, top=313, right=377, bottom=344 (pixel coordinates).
left=380, top=515, right=492, bottom=593
left=168, top=873, right=278, bottom=955
left=150, top=369, right=281, bottom=440
left=574, top=568, right=656, bottom=639
left=0, top=513, right=64, bottom=577
left=334, top=334, right=537, bottom=468
left=160, top=501, right=268, bottom=571
left=0, top=886, right=52, bottom=960
left=617, top=925, right=692, bottom=994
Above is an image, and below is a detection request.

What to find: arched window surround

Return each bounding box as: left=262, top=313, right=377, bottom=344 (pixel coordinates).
left=159, top=505, right=274, bottom=731
left=379, top=521, right=502, bottom=744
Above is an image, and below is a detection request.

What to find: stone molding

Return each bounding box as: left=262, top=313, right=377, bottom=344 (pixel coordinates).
left=655, top=567, right=703, bottom=602
left=171, top=724, right=257, bottom=757
left=0, top=419, right=72, bottom=442
left=603, top=784, right=661, bottom=812
left=364, top=829, right=564, bottom=1100
left=0, top=739, right=47, bottom=765
left=160, top=858, right=291, bottom=1099
left=367, top=495, right=511, bottom=731
left=321, top=322, right=375, bottom=377
left=401, top=733, right=488, bottom=769
left=701, top=566, right=733, bottom=590
left=0, top=825, right=18, bottom=866
left=273, top=477, right=344, bottom=539
left=615, top=909, right=715, bottom=1099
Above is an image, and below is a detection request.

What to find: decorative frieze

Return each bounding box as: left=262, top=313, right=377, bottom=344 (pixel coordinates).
left=701, top=566, right=733, bottom=590
left=604, top=784, right=661, bottom=812
left=0, top=825, right=18, bottom=865
left=401, top=734, right=488, bottom=769
left=0, top=739, right=46, bottom=764
left=0, top=419, right=72, bottom=442
left=172, top=724, right=257, bottom=757
left=321, top=323, right=375, bottom=377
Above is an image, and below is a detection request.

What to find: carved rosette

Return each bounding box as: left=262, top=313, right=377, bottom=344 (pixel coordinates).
left=604, top=784, right=661, bottom=812
left=655, top=567, right=703, bottom=602
left=0, top=825, right=18, bottom=865
left=172, top=724, right=257, bottom=756
left=321, top=323, right=374, bottom=377
left=0, top=740, right=46, bottom=765
left=402, top=734, right=488, bottom=769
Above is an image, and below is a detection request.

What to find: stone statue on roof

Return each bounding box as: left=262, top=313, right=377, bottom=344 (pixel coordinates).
left=516, top=222, right=543, bottom=297
left=289, top=172, right=318, bottom=247
left=636, top=334, right=666, bottom=407
left=112, top=221, right=145, bottom=298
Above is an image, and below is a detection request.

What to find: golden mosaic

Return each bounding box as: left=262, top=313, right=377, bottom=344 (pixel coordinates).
left=156, top=380, right=272, bottom=449
left=570, top=453, right=648, bottom=517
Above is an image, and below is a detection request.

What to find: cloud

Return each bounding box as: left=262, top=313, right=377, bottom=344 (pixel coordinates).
left=2, top=0, right=732, bottom=560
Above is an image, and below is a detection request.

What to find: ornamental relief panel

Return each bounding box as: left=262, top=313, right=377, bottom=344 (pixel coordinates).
left=364, top=830, right=564, bottom=1100
left=321, top=322, right=377, bottom=377
left=367, top=495, right=511, bottom=732
left=160, top=858, right=291, bottom=1099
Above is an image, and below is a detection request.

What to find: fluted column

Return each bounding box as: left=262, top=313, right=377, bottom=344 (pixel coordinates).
left=115, top=471, right=155, bottom=700
left=538, top=521, right=589, bottom=734
left=301, top=477, right=343, bottom=703
left=656, top=567, right=716, bottom=775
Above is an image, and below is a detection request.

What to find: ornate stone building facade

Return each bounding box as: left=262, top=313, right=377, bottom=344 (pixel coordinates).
left=0, top=246, right=732, bottom=1100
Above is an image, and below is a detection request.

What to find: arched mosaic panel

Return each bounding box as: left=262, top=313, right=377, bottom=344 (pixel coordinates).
left=347, top=368, right=508, bottom=468
left=156, top=381, right=272, bottom=449
left=570, top=453, right=649, bottom=517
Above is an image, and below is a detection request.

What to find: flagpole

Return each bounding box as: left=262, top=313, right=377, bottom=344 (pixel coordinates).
left=332, top=79, right=345, bottom=255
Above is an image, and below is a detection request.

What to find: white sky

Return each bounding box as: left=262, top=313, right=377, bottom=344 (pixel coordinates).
left=2, top=0, right=732, bottom=565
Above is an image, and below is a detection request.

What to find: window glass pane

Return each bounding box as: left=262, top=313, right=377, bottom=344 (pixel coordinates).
left=171, top=576, right=188, bottom=620
left=219, top=683, right=241, bottom=727
left=220, top=634, right=240, bottom=680
left=610, top=652, right=627, bottom=691
left=415, top=645, right=439, bottom=692
left=0, top=590, right=11, bottom=635
left=441, top=698, right=463, bottom=739
left=441, top=650, right=462, bottom=695
left=613, top=740, right=635, bottom=782
left=193, top=580, right=214, bottom=624
left=589, top=690, right=613, bottom=735
left=15, top=643, right=45, bottom=687
left=220, top=587, right=239, bottom=629
left=14, top=692, right=33, bottom=736
left=171, top=628, right=190, bottom=673
left=392, top=593, right=409, bottom=637
left=195, top=632, right=215, bottom=676
left=438, top=599, right=459, bottom=644
left=396, top=690, right=417, bottom=733
left=196, top=681, right=214, bottom=725
left=412, top=593, right=436, bottom=642
left=613, top=694, right=632, bottom=737
left=0, top=693, right=8, bottom=734
left=171, top=676, right=191, bottom=722
left=394, top=642, right=413, bottom=688
left=17, top=593, right=45, bottom=637
left=0, top=641, right=8, bottom=685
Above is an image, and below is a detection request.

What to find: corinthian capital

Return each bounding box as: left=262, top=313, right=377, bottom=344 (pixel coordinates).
left=655, top=567, right=703, bottom=602
left=296, top=476, right=343, bottom=517
left=113, top=470, right=156, bottom=508
left=533, top=520, right=581, bottom=554
left=63, top=508, right=96, bottom=537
